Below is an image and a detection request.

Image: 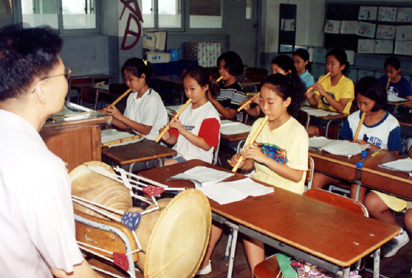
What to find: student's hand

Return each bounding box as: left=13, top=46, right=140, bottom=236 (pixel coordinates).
left=312, top=83, right=326, bottom=96
left=240, top=99, right=251, bottom=111
left=305, top=89, right=313, bottom=99
left=240, top=144, right=267, bottom=164
left=98, top=108, right=108, bottom=114
left=227, top=154, right=245, bottom=169
left=354, top=139, right=368, bottom=146
left=206, top=90, right=215, bottom=102
left=159, top=126, right=170, bottom=141
left=168, top=118, right=184, bottom=133
left=105, top=105, right=122, bottom=119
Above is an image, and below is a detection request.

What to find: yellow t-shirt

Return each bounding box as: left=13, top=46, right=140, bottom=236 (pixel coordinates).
left=245, top=116, right=309, bottom=194
left=314, top=75, right=354, bottom=114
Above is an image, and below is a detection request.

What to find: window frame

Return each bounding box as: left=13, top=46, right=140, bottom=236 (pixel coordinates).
left=143, top=0, right=185, bottom=32
left=15, top=0, right=101, bottom=35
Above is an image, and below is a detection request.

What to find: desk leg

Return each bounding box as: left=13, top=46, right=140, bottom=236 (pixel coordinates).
left=236, top=139, right=246, bottom=154
left=157, top=158, right=163, bottom=167
left=224, top=221, right=239, bottom=278
left=373, top=248, right=381, bottom=278
left=342, top=267, right=350, bottom=278
left=354, top=180, right=362, bottom=201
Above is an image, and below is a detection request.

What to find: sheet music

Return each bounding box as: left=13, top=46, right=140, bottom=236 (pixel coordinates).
left=198, top=178, right=274, bottom=205
left=379, top=158, right=412, bottom=176
left=387, top=94, right=408, bottom=102
left=300, top=106, right=339, bottom=117
left=309, top=136, right=337, bottom=150
left=101, top=129, right=144, bottom=148
left=167, top=166, right=234, bottom=187
left=310, top=136, right=369, bottom=157
left=220, top=121, right=251, bottom=135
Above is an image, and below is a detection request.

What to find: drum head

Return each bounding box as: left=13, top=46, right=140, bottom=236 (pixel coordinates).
left=144, top=189, right=211, bottom=278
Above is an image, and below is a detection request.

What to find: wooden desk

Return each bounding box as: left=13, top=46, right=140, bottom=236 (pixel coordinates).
left=220, top=129, right=250, bottom=154
left=101, top=138, right=177, bottom=172
left=302, top=106, right=348, bottom=138
left=139, top=160, right=398, bottom=278
left=69, top=73, right=115, bottom=84
left=361, top=151, right=412, bottom=201
left=40, top=111, right=111, bottom=171
left=152, top=75, right=185, bottom=105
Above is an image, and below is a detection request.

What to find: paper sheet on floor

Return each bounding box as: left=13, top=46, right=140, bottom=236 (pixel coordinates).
left=198, top=178, right=274, bottom=205
left=379, top=158, right=412, bottom=176
left=101, top=129, right=144, bottom=148
left=300, top=106, right=339, bottom=117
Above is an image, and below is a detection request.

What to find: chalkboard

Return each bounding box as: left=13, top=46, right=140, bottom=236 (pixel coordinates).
left=325, top=1, right=412, bottom=55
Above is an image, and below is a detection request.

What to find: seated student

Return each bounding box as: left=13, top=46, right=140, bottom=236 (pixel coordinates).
left=102, top=58, right=168, bottom=141
left=197, top=74, right=308, bottom=277
left=312, top=76, right=402, bottom=203
left=243, top=55, right=305, bottom=118
left=207, top=51, right=247, bottom=121
left=306, top=48, right=355, bottom=137
left=379, top=56, right=412, bottom=102
left=159, top=66, right=220, bottom=165
left=0, top=24, right=101, bottom=277
left=293, top=48, right=315, bottom=89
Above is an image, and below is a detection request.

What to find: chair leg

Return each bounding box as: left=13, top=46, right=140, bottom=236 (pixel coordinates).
left=224, top=229, right=233, bottom=260
left=224, top=221, right=239, bottom=278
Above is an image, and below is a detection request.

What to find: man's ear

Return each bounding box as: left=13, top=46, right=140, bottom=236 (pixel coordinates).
left=32, top=82, right=47, bottom=104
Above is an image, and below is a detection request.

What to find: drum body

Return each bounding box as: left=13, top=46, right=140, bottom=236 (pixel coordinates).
left=70, top=162, right=211, bottom=278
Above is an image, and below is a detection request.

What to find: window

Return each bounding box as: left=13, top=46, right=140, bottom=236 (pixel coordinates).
left=21, top=0, right=99, bottom=34
left=190, top=0, right=222, bottom=29
left=0, top=0, right=12, bottom=14
left=142, top=0, right=182, bottom=30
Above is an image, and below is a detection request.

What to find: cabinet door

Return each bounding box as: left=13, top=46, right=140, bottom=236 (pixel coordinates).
left=40, top=125, right=101, bottom=171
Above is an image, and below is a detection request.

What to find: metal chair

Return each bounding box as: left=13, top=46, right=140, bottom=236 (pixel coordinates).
left=79, top=86, right=99, bottom=110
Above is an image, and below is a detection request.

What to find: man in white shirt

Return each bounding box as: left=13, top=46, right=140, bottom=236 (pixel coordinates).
left=0, top=24, right=101, bottom=278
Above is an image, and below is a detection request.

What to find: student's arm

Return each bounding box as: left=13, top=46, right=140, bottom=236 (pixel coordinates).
left=105, top=105, right=152, bottom=135
left=240, top=144, right=304, bottom=182
left=306, top=90, right=320, bottom=107
left=312, top=83, right=349, bottom=113
left=51, top=259, right=102, bottom=278
left=160, top=126, right=178, bottom=145
left=242, top=98, right=262, bottom=117
left=208, top=94, right=238, bottom=120
left=227, top=153, right=255, bottom=171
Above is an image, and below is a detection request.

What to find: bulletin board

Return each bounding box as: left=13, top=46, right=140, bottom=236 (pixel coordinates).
left=325, top=1, right=412, bottom=56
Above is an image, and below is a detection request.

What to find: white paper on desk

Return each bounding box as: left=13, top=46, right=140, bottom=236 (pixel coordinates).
left=387, top=94, right=408, bottom=102
left=198, top=178, right=274, bottom=205
left=95, top=84, right=110, bottom=90
left=300, top=106, right=339, bottom=117
left=321, top=140, right=369, bottom=157
left=308, top=136, right=337, bottom=150
left=167, top=166, right=234, bottom=188
left=379, top=158, right=412, bottom=176
left=101, top=129, right=144, bottom=148
left=220, top=122, right=251, bottom=135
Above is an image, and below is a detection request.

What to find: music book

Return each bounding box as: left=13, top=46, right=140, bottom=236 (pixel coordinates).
left=309, top=136, right=369, bottom=157
left=167, top=166, right=234, bottom=188
left=379, top=158, right=412, bottom=176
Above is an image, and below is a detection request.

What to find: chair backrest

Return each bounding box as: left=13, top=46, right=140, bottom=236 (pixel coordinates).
left=297, top=110, right=310, bottom=131
left=244, top=67, right=268, bottom=82
left=69, top=77, right=93, bottom=90
left=304, top=188, right=368, bottom=217
left=79, top=86, right=98, bottom=110
left=305, top=156, right=314, bottom=190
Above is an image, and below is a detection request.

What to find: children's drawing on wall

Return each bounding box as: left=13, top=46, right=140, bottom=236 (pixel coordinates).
left=397, top=8, right=412, bottom=22
left=358, top=6, right=378, bottom=21
left=376, top=25, right=396, bottom=40
left=396, top=25, right=412, bottom=41
left=395, top=40, right=412, bottom=56
left=378, top=7, right=397, bottom=22
left=340, top=21, right=358, bottom=34
left=357, top=39, right=375, bottom=53
left=356, top=22, right=376, bottom=38
left=119, top=0, right=144, bottom=50
left=324, top=20, right=341, bottom=34
left=283, top=19, right=295, bottom=31
left=375, top=40, right=393, bottom=54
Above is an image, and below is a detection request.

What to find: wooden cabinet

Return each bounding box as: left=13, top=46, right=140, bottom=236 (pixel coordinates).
left=40, top=114, right=111, bottom=171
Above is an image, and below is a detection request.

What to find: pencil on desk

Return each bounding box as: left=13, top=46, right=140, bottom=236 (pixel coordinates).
left=101, top=134, right=144, bottom=147
left=232, top=115, right=269, bottom=172
left=353, top=112, right=365, bottom=141
left=305, top=72, right=330, bottom=95
left=155, top=98, right=192, bottom=143
left=237, top=93, right=260, bottom=112
left=110, top=88, right=132, bottom=106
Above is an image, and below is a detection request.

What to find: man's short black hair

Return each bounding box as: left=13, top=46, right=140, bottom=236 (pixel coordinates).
left=0, top=24, right=63, bottom=101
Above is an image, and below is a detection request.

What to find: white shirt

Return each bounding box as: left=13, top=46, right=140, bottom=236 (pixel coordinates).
left=0, top=109, right=83, bottom=277
left=124, top=88, right=168, bottom=141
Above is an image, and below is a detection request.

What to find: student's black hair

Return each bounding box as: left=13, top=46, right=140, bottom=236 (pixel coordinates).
left=121, top=58, right=153, bottom=87
left=260, top=73, right=304, bottom=118
left=0, top=24, right=63, bottom=101
left=271, top=55, right=297, bottom=75
left=355, top=76, right=387, bottom=112
left=182, top=65, right=219, bottom=97
left=293, top=48, right=312, bottom=72
left=217, top=51, right=244, bottom=76
left=384, top=56, right=401, bottom=71
left=326, top=48, right=349, bottom=75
